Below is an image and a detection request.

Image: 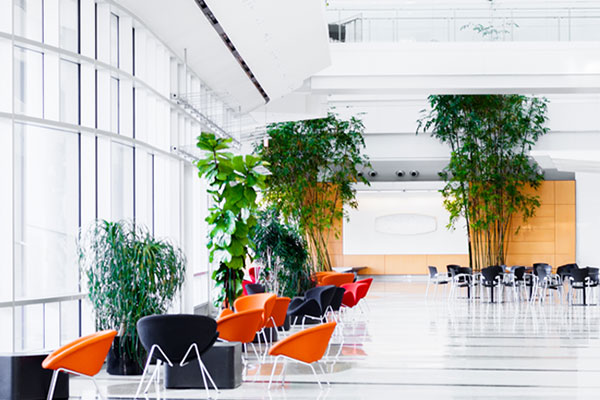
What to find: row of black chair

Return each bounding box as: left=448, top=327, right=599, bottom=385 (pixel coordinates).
left=287, top=285, right=344, bottom=327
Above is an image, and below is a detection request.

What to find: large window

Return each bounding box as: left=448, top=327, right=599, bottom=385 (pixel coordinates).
left=59, top=0, right=79, bottom=52
left=14, top=123, right=80, bottom=301
left=110, top=77, right=120, bottom=133
left=14, top=46, right=44, bottom=118
left=110, top=12, right=119, bottom=67
left=111, top=142, right=134, bottom=220
left=14, top=0, right=43, bottom=42
left=1, top=0, right=226, bottom=352
left=59, top=59, right=80, bottom=124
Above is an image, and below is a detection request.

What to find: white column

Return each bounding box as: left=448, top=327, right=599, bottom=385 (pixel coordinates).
left=576, top=172, right=600, bottom=266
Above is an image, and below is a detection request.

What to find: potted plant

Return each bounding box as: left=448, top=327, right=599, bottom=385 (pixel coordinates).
left=256, top=112, right=370, bottom=271
left=195, top=132, right=266, bottom=308
left=251, top=207, right=313, bottom=299
left=78, top=220, right=186, bottom=375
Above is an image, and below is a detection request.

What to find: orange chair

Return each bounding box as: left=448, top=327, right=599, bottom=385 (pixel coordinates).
left=265, top=297, right=291, bottom=342
left=218, top=308, right=234, bottom=319
left=320, top=273, right=355, bottom=287
left=42, top=329, right=117, bottom=400
left=314, top=271, right=337, bottom=285
left=217, top=308, right=264, bottom=359
left=268, top=322, right=337, bottom=389
left=234, top=293, right=277, bottom=348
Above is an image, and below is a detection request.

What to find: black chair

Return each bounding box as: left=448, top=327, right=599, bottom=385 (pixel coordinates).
left=245, top=283, right=265, bottom=295
left=507, top=266, right=527, bottom=300
left=426, top=266, right=450, bottom=298
left=481, top=266, right=503, bottom=303
left=329, top=287, right=345, bottom=313
left=533, top=265, right=562, bottom=303
left=449, top=266, right=474, bottom=300
left=136, top=314, right=219, bottom=398
left=570, top=267, right=591, bottom=305
left=288, top=285, right=337, bottom=327
left=557, top=263, right=577, bottom=282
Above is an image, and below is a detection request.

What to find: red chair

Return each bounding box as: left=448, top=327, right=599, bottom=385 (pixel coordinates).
left=42, top=330, right=117, bottom=400
left=268, top=322, right=336, bottom=389
left=242, top=267, right=259, bottom=295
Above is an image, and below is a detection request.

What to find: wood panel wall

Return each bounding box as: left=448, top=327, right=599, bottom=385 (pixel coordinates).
left=327, top=181, right=576, bottom=275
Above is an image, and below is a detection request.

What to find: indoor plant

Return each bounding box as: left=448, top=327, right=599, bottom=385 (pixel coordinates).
left=251, top=207, right=313, bottom=298
left=256, top=112, right=370, bottom=271
left=196, top=132, right=266, bottom=308
left=78, top=220, right=186, bottom=375
left=417, top=94, right=549, bottom=271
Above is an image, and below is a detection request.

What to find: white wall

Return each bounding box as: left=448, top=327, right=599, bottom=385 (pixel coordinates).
left=344, top=188, right=468, bottom=255
left=576, top=172, right=600, bottom=267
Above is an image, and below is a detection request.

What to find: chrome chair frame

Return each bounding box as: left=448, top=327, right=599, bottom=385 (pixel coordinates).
left=268, top=354, right=330, bottom=390
left=135, top=343, right=219, bottom=400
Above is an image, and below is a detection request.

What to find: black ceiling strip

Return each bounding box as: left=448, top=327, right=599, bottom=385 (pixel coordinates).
left=194, top=0, right=271, bottom=104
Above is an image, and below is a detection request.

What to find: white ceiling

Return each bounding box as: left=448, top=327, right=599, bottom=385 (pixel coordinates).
left=118, top=0, right=331, bottom=113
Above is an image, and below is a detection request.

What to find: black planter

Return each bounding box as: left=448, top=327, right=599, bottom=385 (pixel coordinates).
left=106, top=336, right=144, bottom=376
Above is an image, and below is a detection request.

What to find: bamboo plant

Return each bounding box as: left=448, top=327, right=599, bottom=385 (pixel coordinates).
left=417, top=94, right=549, bottom=271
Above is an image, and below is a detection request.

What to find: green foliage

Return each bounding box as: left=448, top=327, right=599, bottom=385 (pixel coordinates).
left=196, top=132, right=266, bottom=307
left=251, top=207, right=314, bottom=298
left=79, top=220, right=186, bottom=368
left=256, top=112, right=370, bottom=271
left=417, top=95, right=549, bottom=271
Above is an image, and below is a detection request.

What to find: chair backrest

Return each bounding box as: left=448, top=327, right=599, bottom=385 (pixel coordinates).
left=305, top=285, right=337, bottom=313
left=588, top=267, right=599, bottom=283
left=571, top=267, right=589, bottom=283
left=557, top=263, right=577, bottom=280
left=481, top=265, right=503, bottom=283
left=137, top=314, right=218, bottom=363
left=217, top=309, right=264, bottom=343
left=245, top=283, right=265, bottom=295
left=42, top=330, right=117, bottom=376
left=428, top=266, right=438, bottom=278
left=357, top=277, right=373, bottom=290
left=321, top=273, right=355, bottom=287
left=513, top=266, right=526, bottom=281
left=341, top=283, right=358, bottom=308
left=533, top=263, right=552, bottom=276
left=447, top=264, right=460, bottom=276
left=266, top=297, right=291, bottom=327
left=268, top=322, right=336, bottom=364
left=248, top=267, right=257, bottom=282
left=535, top=265, right=547, bottom=281
left=458, top=266, right=472, bottom=275
left=234, top=293, right=277, bottom=326
left=329, top=287, right=346, bottom=311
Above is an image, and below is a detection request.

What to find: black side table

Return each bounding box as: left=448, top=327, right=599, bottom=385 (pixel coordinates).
left=0, top=352, right=69, bottom=400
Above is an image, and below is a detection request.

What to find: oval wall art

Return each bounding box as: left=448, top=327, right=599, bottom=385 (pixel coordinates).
left=374, top=213, right=437, bottom=235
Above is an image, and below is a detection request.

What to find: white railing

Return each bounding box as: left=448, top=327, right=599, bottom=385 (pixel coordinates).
left=326, top=5, right=600, bottom=42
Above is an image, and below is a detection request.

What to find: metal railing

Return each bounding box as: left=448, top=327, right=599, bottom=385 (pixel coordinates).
left=326, top=5, right=600, bottom=42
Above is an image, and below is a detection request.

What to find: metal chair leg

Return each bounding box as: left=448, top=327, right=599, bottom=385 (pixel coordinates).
left=46, top=370, right=59, bottom=400
left=268, top=355, right=281, bottom=389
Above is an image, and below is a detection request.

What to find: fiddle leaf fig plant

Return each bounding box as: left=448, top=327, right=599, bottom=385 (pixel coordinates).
left=196, top=132, right=266, bottom=308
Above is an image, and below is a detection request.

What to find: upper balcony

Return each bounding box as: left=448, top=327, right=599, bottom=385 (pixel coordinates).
left=326, top=0, right=600, bottom=43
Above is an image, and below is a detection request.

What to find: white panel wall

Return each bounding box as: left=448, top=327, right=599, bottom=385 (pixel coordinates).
left=576, top=172, right=600, bottom=267
left=344, top=190, right=468, bottom=255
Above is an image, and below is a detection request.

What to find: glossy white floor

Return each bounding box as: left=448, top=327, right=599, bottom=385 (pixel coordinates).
left=71, top=279, right=600, bottom=399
